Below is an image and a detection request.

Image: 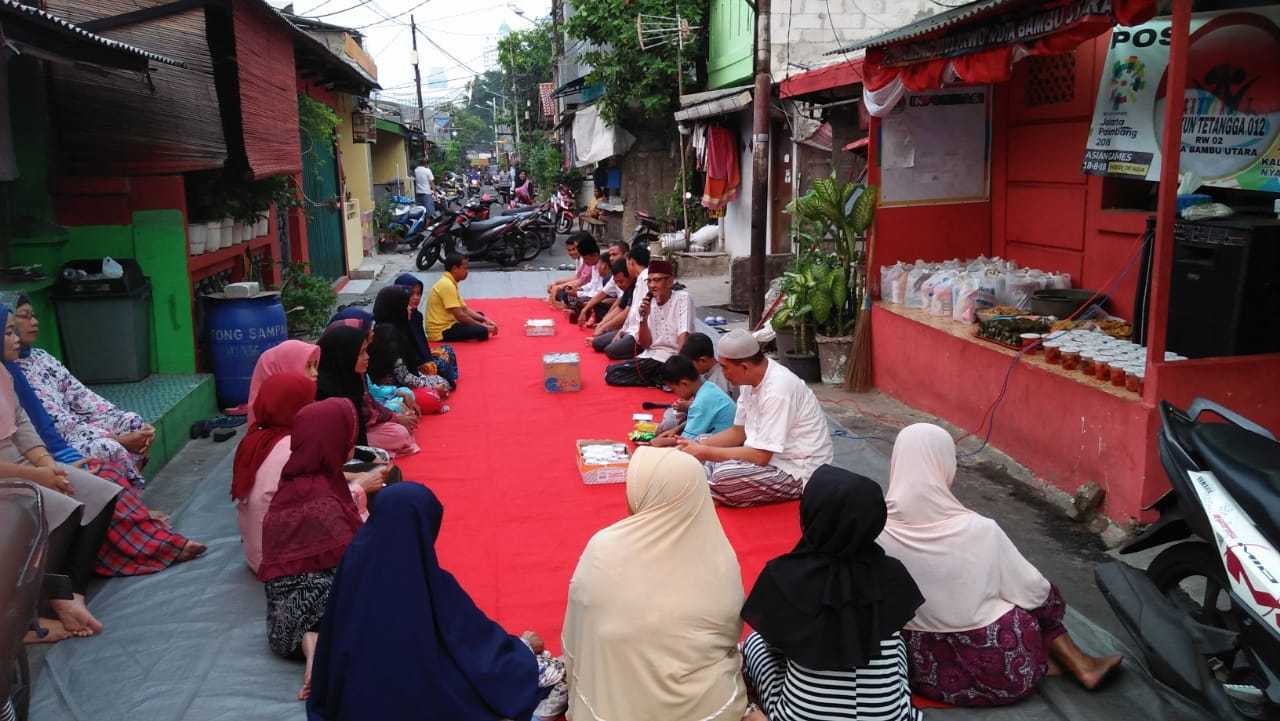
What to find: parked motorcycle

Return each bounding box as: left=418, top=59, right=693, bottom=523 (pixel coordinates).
left=377, top=196, right=431, bottom=253
left=629, top=211, right=661, bottom=251
left=551, top=184, right=577, bottom=234
left=1095, top=398, right=1280, bottom=721
left=415, top=210, right=528, bottom=271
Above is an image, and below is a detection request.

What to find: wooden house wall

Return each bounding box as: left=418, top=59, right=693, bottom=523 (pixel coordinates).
left=45, top=1, right=226, bottom=175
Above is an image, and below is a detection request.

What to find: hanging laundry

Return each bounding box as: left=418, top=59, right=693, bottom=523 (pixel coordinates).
left=701, top=125, right=739, bottom=212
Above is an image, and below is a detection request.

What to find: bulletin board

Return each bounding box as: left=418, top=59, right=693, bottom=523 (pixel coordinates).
left=880, top=87, right=991, bottom=206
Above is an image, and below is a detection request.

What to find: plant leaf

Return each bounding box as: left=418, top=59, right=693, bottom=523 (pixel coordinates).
left=851, top=184, right=878, bottom=235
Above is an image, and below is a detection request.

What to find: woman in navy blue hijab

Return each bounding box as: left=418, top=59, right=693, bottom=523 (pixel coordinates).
left=307, top=483, right=550, bottom=721
left=392, top=273, right=458, bottom=387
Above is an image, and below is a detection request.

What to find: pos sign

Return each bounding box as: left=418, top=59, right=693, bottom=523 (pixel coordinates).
left=1082, top=7, right=1280, bottom=191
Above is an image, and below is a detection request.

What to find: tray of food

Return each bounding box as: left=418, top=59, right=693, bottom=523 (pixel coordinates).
left=976, top=315, right=1051, bottom=349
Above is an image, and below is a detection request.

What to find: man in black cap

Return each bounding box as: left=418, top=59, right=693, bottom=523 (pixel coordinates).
left=603, top=259, right=691, bottom=387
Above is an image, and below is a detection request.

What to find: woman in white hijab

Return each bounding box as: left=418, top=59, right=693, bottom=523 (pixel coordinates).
left=562, top=446, right=748, bottom=721
left=878, top=423, right=1122, bottom=706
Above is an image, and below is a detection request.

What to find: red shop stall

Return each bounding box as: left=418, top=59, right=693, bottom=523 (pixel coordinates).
left=838, top=0, right=1280, bottom=525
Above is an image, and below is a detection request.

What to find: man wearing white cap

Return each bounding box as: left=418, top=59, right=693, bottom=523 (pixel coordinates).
left=603, top=259, right=692, bottom=387
left=676, top=328, right=833, bottom=506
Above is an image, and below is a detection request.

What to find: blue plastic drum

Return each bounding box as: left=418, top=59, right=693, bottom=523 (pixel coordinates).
left=206, top=295, right=288, bottom=406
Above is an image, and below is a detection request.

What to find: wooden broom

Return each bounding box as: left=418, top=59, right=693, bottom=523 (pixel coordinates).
left=845, top=186, right=878, bottom=393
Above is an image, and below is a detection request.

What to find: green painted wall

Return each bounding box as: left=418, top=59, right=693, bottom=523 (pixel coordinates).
left=708, top=0, right=755, bottom=90
left=9, top=210, right=196, bottom=374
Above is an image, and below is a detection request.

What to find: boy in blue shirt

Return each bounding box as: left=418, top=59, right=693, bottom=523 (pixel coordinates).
left=651, top=355, right=736, bottom=447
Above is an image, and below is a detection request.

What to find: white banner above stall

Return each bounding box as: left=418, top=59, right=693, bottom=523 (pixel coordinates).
left=1081, top=7, right=1280, bottom=191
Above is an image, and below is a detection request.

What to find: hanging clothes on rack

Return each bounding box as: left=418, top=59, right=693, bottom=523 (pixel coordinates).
left=701, top=124, right=739, bottom=212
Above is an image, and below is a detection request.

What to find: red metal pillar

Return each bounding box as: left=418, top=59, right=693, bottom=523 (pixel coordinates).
left=1143, top=0, right=1191, bottom=402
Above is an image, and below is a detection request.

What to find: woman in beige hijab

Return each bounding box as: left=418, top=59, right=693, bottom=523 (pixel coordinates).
left=562, top=446, right=747, bottom=721
left=878, top=423, right=1122, bottom=706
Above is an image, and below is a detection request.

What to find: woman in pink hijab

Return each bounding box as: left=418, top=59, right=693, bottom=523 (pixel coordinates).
left=878, top=423, right=1122, bottom=706
left=246, top=340, right=320, bottom=426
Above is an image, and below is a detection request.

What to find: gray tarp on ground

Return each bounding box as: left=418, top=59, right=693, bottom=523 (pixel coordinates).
left=33, top=429, right=1206, bottom=721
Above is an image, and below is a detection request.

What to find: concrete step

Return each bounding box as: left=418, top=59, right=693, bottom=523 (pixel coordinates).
left=675, top=252, right=730, bottom=278
left=88, top=374, right=218, bottom=480
left=349, top=263, right=383, bottom=280
left=338, top=278, right=374, bottom=296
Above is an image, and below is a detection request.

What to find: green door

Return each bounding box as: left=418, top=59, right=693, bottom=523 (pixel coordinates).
left=301, top=131, right=346, bottom=280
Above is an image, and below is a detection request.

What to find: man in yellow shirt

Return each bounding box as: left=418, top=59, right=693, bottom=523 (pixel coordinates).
left=426, top=254, right=497, bottom=342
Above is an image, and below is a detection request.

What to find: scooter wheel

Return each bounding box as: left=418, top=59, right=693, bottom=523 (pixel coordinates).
left=1147, top=541, right=1232, bottom=625
left=556, top=215, right=573, bottom=234
left=416, top=244, right=442, bottom=271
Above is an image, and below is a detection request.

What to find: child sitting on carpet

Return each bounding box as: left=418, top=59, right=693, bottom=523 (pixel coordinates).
left=656, top=333, right=737, bottom=435
left=651, top=355, right=736, bottom=447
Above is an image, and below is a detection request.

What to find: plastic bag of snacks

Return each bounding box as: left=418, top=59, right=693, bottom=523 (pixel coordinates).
left=977, top=268, right=1003, bottom=310
left=1047, top=272, right=1071, bottom=290
left=1006, top=272, right=1043, bottom=311
left=880, top=263, right=908, bottom=304
left=927, top=273, right=955, bottom=316
left=952, top=273, right=982, bottom=323
left=904, top=264, right=935, bottom=308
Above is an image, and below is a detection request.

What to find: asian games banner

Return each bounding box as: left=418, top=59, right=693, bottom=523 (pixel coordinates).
left=1082, top=7, right=1280, bottom=191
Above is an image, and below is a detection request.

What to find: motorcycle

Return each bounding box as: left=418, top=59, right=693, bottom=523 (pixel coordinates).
left=629, top=211, right=661, bottom=251
left=1095, top=398, right=1280, bottom=721
left=377, top=196, right=431, bottom=253
left=415, top=210, right=528, bottom=271
left=551, top=184, right=578, bottom=235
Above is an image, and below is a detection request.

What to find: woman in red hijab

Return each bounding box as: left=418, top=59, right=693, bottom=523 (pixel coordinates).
left=259, top=397, right=366, bottom=701
left=234, top=374, right=387, bottom=574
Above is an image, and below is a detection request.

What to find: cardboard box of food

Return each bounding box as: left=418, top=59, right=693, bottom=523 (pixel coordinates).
left=543, top=352, right=581, bottom=392
left=525, top=319, right=555, bottom=336
left=576, top=439, right=629, bottom=485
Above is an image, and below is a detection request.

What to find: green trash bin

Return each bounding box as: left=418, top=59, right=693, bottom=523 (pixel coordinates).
left=51, top=259, right=152, bottom=384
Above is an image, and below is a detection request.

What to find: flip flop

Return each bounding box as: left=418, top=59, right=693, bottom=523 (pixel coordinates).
left=209, top=415, right=246, bottom=429
left=189, top=420, right=212, bottom=439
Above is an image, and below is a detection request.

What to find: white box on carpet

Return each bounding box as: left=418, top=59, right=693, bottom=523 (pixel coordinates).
left=525, top=319, right=555, bottom=336
left=576, top=439, right=630, bottom=485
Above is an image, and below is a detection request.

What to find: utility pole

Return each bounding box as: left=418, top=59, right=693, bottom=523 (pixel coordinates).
left=410, top=15, right=426, bottom=133
left=748, top=0, right=771, bottom=326
left=509, top=42, right=522, bottom=149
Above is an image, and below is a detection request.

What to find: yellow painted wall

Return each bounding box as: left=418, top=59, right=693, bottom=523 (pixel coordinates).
left=336, top=93, right=374, bottom=271
left=371, top=130, right=409, bottom=193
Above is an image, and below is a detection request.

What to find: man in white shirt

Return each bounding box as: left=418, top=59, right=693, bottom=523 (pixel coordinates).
left=592, top=245, right=649, bottom=359
left=413, top=158, right=436, bottom=217
left=677, top=328, right=833, bottom=507
left=604, top=259, right=691, bottom=387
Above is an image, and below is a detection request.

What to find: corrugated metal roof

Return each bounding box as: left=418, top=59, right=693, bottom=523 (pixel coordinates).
left=0, top=0, right=185, bottom=67
left=826, top=0, right=1026, bottom=55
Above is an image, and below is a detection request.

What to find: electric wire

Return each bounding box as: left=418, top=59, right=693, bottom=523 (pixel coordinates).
left=302, top=0, right=376, bottom=20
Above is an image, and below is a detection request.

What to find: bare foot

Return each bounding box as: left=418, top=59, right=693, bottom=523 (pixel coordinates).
left=177, top=541, right=207, bottom=562
left=743, top=707, right=768, bottom=721
left=24, top=618, right=71, bottom=645
left=299, top=631, right=319, bottom=701
left=1045, top=656, right=1063, bottom=677
left=149, top=510, right=172, bottom=525
left=1075, top=654, right=1123, bottom=690
left=50, top=594, right=103, bottom=637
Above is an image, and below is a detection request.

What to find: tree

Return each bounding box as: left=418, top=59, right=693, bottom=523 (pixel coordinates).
left=497, top=23, right=554, bottom=130
left=565, top=0, right=705, bottom=126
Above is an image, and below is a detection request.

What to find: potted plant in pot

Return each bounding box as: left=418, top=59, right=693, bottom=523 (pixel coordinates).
left=770, top=264, right=822, bottom=383
left=784, top=177, right=877, bottom=384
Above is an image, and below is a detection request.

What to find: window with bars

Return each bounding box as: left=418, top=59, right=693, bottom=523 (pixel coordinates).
left=1024, top=53, right=1076, bottom=107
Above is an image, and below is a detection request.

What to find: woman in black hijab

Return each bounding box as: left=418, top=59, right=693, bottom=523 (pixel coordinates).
left=739, top=466, right=924, bottom=721
left=315, top=324, right=420, bottom=457
left=371, top=286, right=451, bottom=403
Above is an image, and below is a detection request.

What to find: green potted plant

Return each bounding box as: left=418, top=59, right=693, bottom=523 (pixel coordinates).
left=784, top=178, right=877, bottom=384
left=770, top=263, right=822, bottom=382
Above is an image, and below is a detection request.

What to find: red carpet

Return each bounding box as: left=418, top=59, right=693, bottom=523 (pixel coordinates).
left=397, top=298, right=801, bottom=653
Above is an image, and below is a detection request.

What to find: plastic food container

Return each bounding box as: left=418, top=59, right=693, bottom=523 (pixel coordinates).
left=1043, top=339, right=1062, bottom=364
left=1019, top=333, right=1043, bottom=353
left=1079, top=350, right=1099, bottom=376
left=1109, top=361, right=1127, bottom=387
left=1094, top=352, right=1117, bottom=381
left=1060, top=344, right=1081, bottom=371
left=1125, top=365, right=1145, bottom=394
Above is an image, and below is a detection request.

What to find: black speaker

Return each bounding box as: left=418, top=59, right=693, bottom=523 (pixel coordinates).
left=1167, top=217, right=1280, bottom=359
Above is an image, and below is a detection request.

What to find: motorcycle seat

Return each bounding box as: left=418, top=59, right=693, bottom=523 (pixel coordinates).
left=636, top=211, right=656, bottom=222
left=465, top=217, right=512, bottom=232
left=1192, top=423, right=1280, bottom=543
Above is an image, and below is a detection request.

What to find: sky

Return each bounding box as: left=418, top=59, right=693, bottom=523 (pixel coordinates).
left=271, top=0, right=553, bottom=109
